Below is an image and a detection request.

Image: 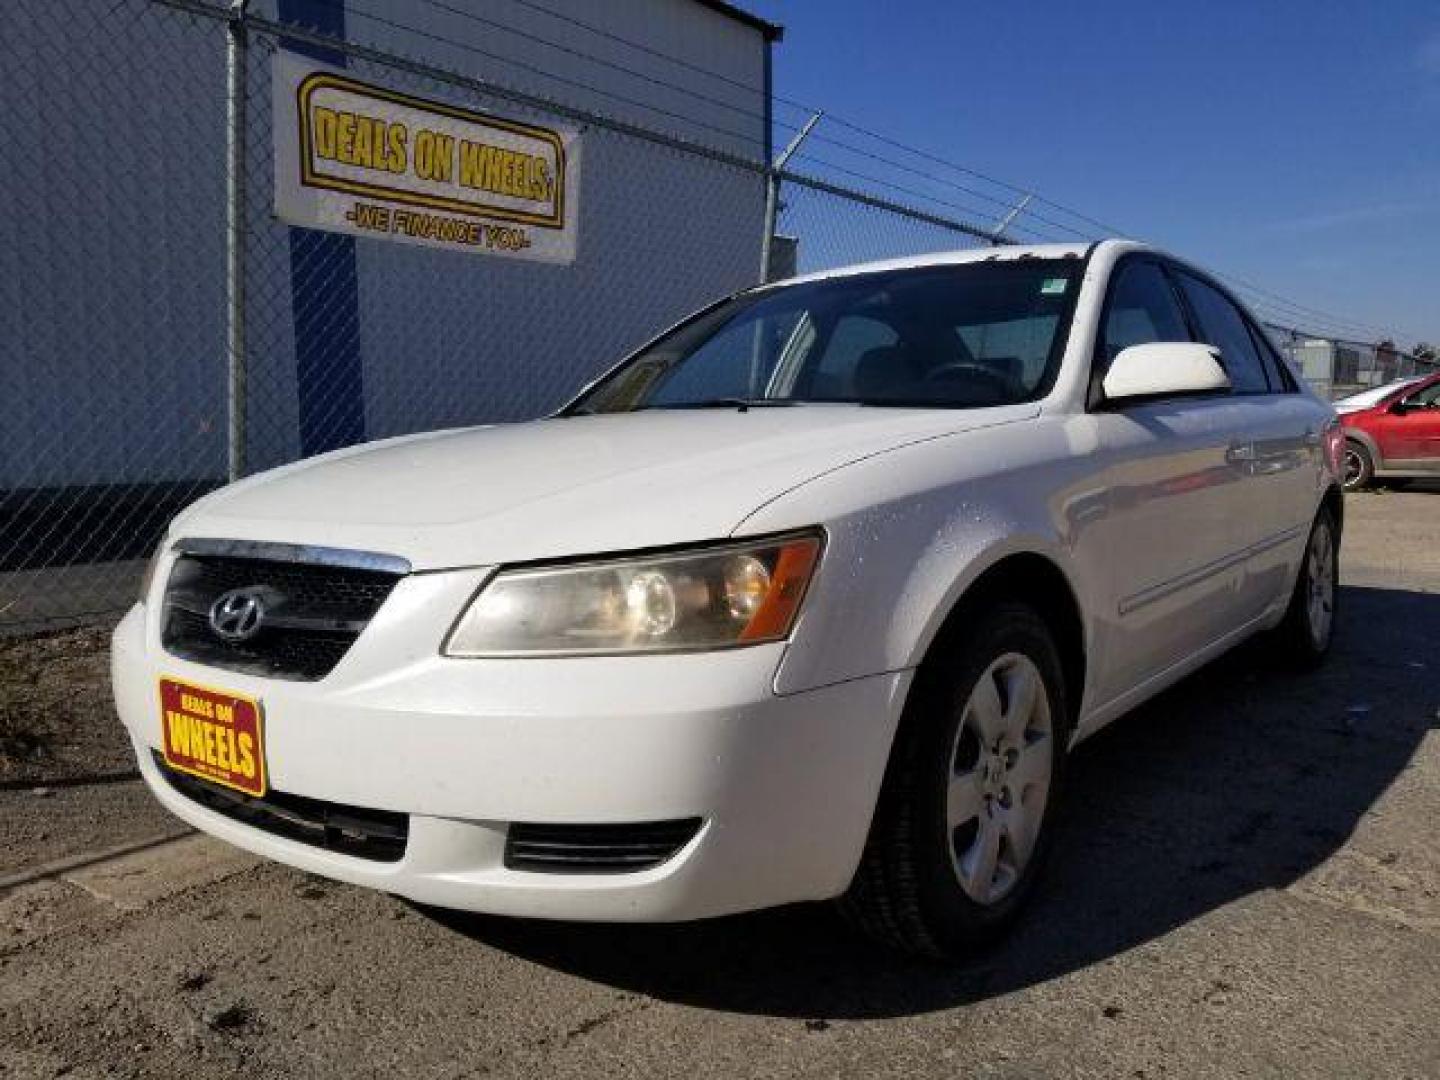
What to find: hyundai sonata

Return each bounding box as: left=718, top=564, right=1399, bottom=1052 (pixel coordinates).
left=114, top=240, right=1343, bottom=957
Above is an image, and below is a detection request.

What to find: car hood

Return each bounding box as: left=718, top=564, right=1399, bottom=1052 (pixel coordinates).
left=171, top=405, right=1036, bottom=569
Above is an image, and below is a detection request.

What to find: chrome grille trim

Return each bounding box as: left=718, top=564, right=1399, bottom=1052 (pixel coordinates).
left=173, top=537, right=411, bottom=576
left=505, top=819, right=704, bottom=874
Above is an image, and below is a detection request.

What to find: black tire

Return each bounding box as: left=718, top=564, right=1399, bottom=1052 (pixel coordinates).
left=838, top=602, right=1069, bottom=959
left=1342, top=440, right=1373, bottom=491
left=1274, top=505, right=1340, bottom=668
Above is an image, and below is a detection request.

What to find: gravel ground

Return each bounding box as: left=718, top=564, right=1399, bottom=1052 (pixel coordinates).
left=1, top=488, right=1438, bottom=1079
left=0, top=625, right=132, bottom=785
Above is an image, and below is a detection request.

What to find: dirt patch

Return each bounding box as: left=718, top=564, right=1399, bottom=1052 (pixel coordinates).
left=0, top=622, right=132, bottom=784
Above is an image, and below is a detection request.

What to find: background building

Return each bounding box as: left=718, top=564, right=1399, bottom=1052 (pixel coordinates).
left=0, top=0, right=780, bottom=621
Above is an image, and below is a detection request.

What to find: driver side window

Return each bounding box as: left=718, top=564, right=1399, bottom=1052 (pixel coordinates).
left=1099, top=260, right=1191, bottom=373
left=1408, top=380, right=1440, bottom=408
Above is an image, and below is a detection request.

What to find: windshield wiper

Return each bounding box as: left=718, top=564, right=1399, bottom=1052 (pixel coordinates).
left=641, top=397, right=798, bottom=412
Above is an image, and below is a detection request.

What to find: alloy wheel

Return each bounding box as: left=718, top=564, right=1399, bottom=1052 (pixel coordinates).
left=1306, top=521, right=1336, bottom=648
left=1342, top=448, right=1364, bottom=489
left=946, top=652, right=1053, bottom=905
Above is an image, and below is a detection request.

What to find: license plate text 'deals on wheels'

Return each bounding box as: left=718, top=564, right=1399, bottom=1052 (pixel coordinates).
left=159, top=678, right=267, bottom=797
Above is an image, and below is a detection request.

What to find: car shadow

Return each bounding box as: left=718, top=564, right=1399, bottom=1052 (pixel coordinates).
left=423, top=585, right=1437, bottom=1019
left=1362, top=477, right=1440, bottom=494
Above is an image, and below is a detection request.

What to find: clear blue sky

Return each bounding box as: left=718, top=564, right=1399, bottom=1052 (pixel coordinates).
left=746, top=0, right=1440, bottom=348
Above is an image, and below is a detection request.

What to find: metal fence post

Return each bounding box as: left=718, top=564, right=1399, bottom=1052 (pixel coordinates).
left=991, top=193, right=1032, bottom=246
left=760, top=112, right=821, bottom=284
left=225, top=0, right=251, bottom=482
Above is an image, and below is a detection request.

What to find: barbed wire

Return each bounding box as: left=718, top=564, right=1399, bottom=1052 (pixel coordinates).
left=492, top=0, right=1126, bottom=239
left=295, top=0, right=782, bottom=152
left=301, top=0, right=1417, bottom=345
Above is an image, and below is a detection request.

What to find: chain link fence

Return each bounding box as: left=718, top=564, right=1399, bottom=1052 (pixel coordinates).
left=1262, top=326, right=1438, bottom=401
left=774, top=171, right=991, bottom=275
left=2, top=0, right=231, bottom=631
left=1, top=0, right=1426, bottom=635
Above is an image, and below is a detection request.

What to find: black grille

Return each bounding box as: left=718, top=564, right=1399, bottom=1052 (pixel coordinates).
left=154, top=752, right=407, bottom=862
left=505, top=819, right=703, bottom=874
left=161, top=552, right=403, bottom=681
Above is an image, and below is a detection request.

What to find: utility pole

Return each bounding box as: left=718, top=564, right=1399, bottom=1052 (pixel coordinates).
left=225, top=0, right=252, bottom=481
left=991, top=193, right=1032, bottom=246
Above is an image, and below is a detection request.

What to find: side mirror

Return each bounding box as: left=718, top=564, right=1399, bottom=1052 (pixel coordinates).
left=1390, top=399, right=1411, bottom=415
left=1102, top=343, right=1231, bottom=404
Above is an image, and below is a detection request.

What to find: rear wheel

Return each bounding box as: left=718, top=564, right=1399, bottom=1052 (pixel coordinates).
left=1275, top=506, right=1339, bottom=667
left=839, top=602, right=1068, bottom=959
left=1342, top=440, right=1373, bottom=491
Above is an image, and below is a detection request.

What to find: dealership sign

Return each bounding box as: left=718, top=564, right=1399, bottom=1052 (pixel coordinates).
left=273, top=53, right=580, bottom=262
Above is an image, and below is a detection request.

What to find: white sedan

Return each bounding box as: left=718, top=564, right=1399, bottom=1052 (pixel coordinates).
left=113, top=240, right=1343, bottom=957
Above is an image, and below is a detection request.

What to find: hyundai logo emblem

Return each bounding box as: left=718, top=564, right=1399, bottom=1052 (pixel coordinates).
left=209, top=588, right=266, bottom=643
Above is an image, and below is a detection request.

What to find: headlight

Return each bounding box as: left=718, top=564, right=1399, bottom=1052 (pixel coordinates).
left=444, top=532, right=823, bottom=657
left=137, top=537, right=170, bottom=605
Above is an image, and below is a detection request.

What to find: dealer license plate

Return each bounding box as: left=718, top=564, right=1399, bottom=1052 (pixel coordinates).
left=158, top=677, right=267, bottom=797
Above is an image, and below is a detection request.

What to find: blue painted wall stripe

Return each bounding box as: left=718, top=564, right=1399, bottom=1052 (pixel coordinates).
left=277, top=0, right=366, bottom=457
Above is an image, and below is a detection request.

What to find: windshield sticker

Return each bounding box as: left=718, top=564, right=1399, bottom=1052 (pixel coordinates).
left=1040, top=278, right=1068, bottom=296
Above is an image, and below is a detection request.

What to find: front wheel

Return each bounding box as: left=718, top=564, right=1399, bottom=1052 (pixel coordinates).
left=1275, top=506, right=1339, bottom=667
left=838, top=602, right=1068, bottom=959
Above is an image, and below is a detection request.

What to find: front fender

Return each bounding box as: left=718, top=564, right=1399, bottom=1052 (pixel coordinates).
left=734, top=422, right=1092, bottom=696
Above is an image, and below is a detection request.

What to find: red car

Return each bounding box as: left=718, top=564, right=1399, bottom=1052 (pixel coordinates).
left=1340, top=370, right=1440, bottom=490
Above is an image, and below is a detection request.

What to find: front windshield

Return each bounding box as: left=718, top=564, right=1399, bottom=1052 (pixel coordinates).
left=569, top=259, right=1083, bottom=414
left=1338, top=378, right=1418, bottom=407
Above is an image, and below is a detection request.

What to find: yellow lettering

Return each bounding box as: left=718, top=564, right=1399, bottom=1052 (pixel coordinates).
left=436, top=133, right=454, bottom=182
left=336, top=112, right=356, bottom=163
left=166, top=710, right=190, bottom=756
left=458, top=140, right=482, bottom=189
left=413, top=129, right=454, bottom=182
left=483, top=145, right=505, bottom=193
left=458, top=141, right=551, bottom=204
left=352, top=114, right=373, bottom=168
left=414, top=129, right=435, bottom=179
left=236, top=733, right=256, bottom=779
left=313, top=106, right=337, bottom=159
left=387, top=122, right=408, bottom=173
left=180, top=693, right=213, bottom=718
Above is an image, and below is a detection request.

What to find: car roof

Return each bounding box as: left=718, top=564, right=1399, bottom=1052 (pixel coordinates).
left=767, top=239, right=1146, bottom=290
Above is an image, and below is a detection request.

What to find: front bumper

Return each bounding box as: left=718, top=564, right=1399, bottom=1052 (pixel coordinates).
left=112, top=580, right=909, bottom=921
